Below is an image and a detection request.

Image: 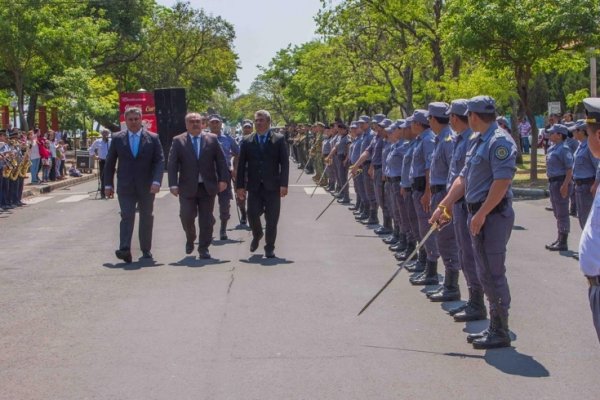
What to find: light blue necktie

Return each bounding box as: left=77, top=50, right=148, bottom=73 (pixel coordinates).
left=192, top=136, right=200, bottom=159
left=130, top=133, right=139, bottom=157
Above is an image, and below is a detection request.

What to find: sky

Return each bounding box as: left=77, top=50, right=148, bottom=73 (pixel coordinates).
left=156, top=0, right=323, bottom=94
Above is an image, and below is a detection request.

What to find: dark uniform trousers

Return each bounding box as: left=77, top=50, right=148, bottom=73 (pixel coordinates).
left=336, top=155, right=349, bottom=200
left=431, top=190, right=459, bottom=272
left=217, top=178, right=233, bottom=221
left=549, top=178, right=572, bottom=234
left=248, top=184, right=280, bottom=252
left=412, top=189, right=439, bottom=261
left=404, top=189, right=420, bottom=244
left=363, top=165, right=377, bottom=209
left=374, top=168, right=390, bottom=219
left=468, top=204, right=514, bottom=318
left=179, top=183, right=216, bottom=252
left=575, top=182, right=594, bottom=229
left=386, top=180, right=402, bottom=232
left=453, top=200, right=482, bottom=292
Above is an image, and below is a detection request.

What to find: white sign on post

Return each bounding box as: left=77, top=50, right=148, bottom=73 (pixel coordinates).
left=548, top=102, right=561, bottom=115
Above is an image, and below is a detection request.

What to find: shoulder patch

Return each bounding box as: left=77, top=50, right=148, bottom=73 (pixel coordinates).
left=494, top=146, right=510, bottom=160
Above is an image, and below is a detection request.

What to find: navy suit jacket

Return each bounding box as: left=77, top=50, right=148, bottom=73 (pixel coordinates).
left=236, top=130, right=289, bottom=192
left=104, top=129, right=165, bottom=194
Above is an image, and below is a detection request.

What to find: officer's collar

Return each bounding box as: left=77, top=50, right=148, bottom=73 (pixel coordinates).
left=481, top=122, right=499, bottom=142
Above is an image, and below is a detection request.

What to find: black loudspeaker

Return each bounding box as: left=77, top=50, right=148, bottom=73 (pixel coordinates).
left=154, top=87, right=187, bottom=164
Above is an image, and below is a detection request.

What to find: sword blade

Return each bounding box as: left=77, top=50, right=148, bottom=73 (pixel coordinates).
left=357, top=222, right=438, bottom=316
left=310, top=164, right=329, bottom=198
left=315, top=171, right=357, bottom=221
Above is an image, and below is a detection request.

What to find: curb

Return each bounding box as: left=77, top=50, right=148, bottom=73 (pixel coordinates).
left=513, top=187, right=549, bottom=198
left=22, top=172, right=99, bottom=198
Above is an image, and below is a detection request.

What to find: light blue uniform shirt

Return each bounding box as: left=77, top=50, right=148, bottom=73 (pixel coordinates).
left=350, top=134, right=364, bottom=164
left=430, top=126, right=455, bottom=185
left=573, top=139, right=600, bottom=180
left=546, top=142, right=574, bottom=178
left=461, top=122, right=517, bottom=203
left=322, top=136, right=332, bottom=155
left=336, top=134, right=350, bottom=156
left=401, top=140, right=417, bottom=188
left=360, top=129, right=375, bottom=161
left=448, top=128, right=473, bottom=188
left=409, top=129, right=435, bottom=180
left=217, top=133, right=240, bottom=168
left=579, top=190, right=600, bottom=276
left=385, top=140, right=405, bottom=178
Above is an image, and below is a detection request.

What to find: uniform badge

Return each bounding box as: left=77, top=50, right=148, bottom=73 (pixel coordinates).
left=445, top=135, right=452, bottom=142
left=494, top=146, right=509, bottom=160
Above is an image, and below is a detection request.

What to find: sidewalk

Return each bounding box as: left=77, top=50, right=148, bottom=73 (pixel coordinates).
left=23, top=170, right=99, bottom=198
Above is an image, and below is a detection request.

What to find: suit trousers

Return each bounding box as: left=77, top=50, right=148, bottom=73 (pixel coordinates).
left=118, top=190, right=155, bottom=252
left=99, top=159, right=106, bottom=197
left=248, top=186, right=281, bottom=252
left=179, top=183, right=216, bottom=251
left=217, top=178, right=233, bottom=221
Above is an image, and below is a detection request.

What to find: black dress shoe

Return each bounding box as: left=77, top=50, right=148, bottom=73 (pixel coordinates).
left=265, top=249, right=276, bottom=258
left=199, top=249, right=211, bottom=259
left=240, top=218, right=247, bottom=225
left=115, top=249, right=132, bottom=264
left=250, top=233, right=264, bottom=252
left=337, top=199, right=351, bottom=204
left=141, top=251, right=153, bottom=259
left=185, top=241, right=194, bottom=255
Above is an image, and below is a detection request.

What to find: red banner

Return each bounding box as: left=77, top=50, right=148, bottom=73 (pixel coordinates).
left=51, top=107, right=59, bottom=131
left=38, top=106, right=48, bottom=133
left=119, top=92, right=157, bottom=132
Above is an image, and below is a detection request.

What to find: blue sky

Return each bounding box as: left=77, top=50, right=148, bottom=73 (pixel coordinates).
left=156, top=0, right=322, bottom=94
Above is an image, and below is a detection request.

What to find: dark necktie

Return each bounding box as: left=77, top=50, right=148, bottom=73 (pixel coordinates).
left=193, top=136, right=200, bottom=159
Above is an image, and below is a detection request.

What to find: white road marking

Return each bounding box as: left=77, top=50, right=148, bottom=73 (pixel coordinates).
left=156, top=190, right=171, bottom=199
left=24, top=196, right=54, bottom=205
left=57, top=195, right=90, bottom=203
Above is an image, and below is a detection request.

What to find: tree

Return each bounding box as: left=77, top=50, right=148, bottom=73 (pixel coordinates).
left=443, top=0, right=600, bottom=180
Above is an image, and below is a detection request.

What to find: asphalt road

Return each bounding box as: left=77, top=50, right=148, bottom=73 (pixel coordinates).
left=1, top=173, right=598, bottom=399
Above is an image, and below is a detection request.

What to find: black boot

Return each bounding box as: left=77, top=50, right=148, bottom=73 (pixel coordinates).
left=389, top=233, right=407, bottom=251
left=353, top=202, right=364, bottom=216
left=472, top=314, right=511, bottom=349
left=454, top=289, right=487, bottom=322
left=220, top=220, right=228, bottom=240
left=364, top=209, right=379, bottom=225
left=375, top=216, right=393, bottom=235
left=355, top=204, right=369, bottom=220
left=405, top=247, right=426, bottom=272
left=410, top=260, right=439, bottom=285
left=546, top=232, right=568, bottom=251
left=349, top=199, right=361, bottom=211
left=395, top=240, right=416, bottom=261
left=383, top=226, right=399, bottom=245
left=429, top=270, right=461, bottom=302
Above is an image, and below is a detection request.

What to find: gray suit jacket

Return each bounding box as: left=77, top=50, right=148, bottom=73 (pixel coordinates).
left=104, top=129, right=165, bottom=194
left=167, top=131, right=230, bottom=197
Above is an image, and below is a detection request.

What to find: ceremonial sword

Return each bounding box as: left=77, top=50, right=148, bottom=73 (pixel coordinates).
left=295, top=140, right=320, bottom=183
left=357, top=205, right=452, bottom=316
left=315, top=169, right=362, bottom=221
left=310, top=163, right=331, bottom=198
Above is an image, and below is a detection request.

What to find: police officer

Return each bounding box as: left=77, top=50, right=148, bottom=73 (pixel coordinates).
left=424, top=102, right=461, bottom=301
left=382, top=120, right=404, bottom=247
left=572, top=120, right=600, bottom=231
left=389, top=120, right=413, bottom=252
left=89, top=128, right=112, bottom=199
left=579, top=97, right=600, bottom=343
left=544, top=124, right=574, bottom=251
left=349, top=121, right=366, bottom=218
left=236, top=120, right=254, bottom=225
left=565, top=123, right=579, bottom=217
left=328, top=122, right=351, bottom=204
left=408, top=109, right=439, bottom=286
left=446, top=100, right=486, bottom=321
left=209, top=114, right=240, bottom=240
left=352, top=115, right=382, bottom=225
left=431, top=95, right=516, bottom=349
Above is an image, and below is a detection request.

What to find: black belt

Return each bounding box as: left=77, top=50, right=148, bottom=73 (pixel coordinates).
left=338, top=154, right=346, bottom=158
left=575, top=177, right=595, bottom=185
left=388, top=176, right=401, bottom=183
left=586, top=276, right=600, bottom=287
left=363, top=161, right=371, bottom=166
left=548, top=175, right=566, bottom=183
left=403, top=187, right=412, bottom=193
left=466, top=198, right=508, bottom=215
left=411, top=176, right=426, bottom=192
left=430, top=184, right=446, bottom=194
left=373, top=164, right=382, bottom=170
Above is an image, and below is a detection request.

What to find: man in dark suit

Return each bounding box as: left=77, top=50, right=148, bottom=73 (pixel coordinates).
left=104, top=107, right=165, bottom=263
left=168, top=113, right=230, bottom=259
left=236, top=110, right=289, bottom=258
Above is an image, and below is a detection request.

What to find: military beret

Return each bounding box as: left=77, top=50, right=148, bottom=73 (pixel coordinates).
left=209, top=114, right=222, bottom=122
left=372, top=114, right=386, bottom=124
left=584, top=97, right=600, bottom=124
left=358, top=115, right=371, bottom=123
left=467, top=95, right=497, bottom=114
left=447, top=99, right=469, bottom=116
left=428, top=102, right=450, bottom=118
left=412, top=109, right=429, bottom=125
left=547, top=124, right=569, bottom=136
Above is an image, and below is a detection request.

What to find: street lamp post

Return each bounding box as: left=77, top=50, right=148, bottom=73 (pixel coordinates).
left=10, top=100, right=17, bottom=128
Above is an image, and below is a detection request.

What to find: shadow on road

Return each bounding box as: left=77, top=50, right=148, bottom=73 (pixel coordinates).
left=513, top=225, right=527, bottom=230
left=212, top=239, right=244, bottom=246
left=169, top=256, right=230, bottom=267
left=103, top=259, right=164, bottom=271
left=239, top=254, right=294, bottom=266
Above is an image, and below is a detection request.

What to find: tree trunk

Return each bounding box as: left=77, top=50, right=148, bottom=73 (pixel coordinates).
left=516, top=66, right=538, bottom=181
left=27, top=93, right=38, bottom=130
left=14, top=72, right=28, bottom=131
left=510, top=98, right=523, bottom=165
left=402, top=65, right=414, bottom=115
